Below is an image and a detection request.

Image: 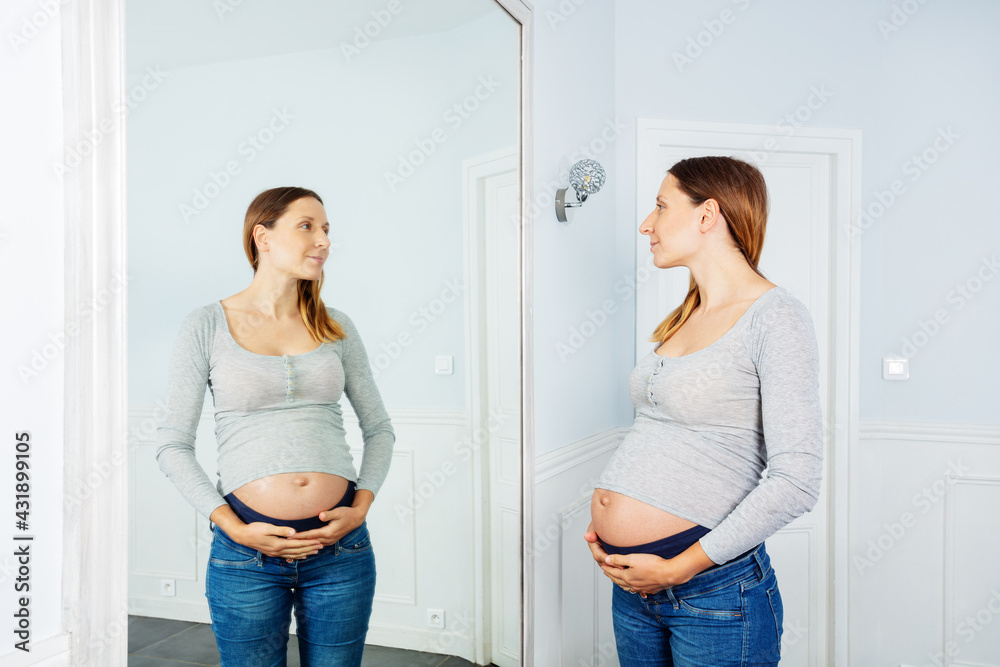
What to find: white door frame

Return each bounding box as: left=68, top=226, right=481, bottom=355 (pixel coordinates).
left=635, top=118, right=862, bottom=666
left=464, top=148, right=520, bottom=665
left=60, top=0, right=129, bottom=664
left=463, top=148, right=518, bottom=664
left=62, top=1, right=533, bottom=664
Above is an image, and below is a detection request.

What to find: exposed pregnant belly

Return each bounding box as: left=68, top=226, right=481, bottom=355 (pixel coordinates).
left=232, top=472, right=350, bottom=520
left=591, top=488, right=698, bottom=547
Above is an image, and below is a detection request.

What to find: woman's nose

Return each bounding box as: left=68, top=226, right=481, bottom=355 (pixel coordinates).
left=639, top=212, right=654, bottom=234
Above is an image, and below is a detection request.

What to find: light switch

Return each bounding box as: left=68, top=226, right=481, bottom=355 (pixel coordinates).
left=435, top=355, right=453, bottom=375
left=882, top=356, right=909, bottom=381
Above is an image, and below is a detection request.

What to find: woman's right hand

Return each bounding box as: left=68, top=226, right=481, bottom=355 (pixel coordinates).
left=210, top=504, right=322, bottom=562
left=232, top=521, right=324, bottom=561
left=584, top=521, right=616, bottom=568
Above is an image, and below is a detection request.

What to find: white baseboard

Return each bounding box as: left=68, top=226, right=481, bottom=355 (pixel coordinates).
left=365, top=621, right=475, bottom=662
left=128, top=599, right=211, bottom=624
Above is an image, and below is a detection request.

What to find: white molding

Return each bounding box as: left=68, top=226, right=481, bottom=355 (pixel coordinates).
left=534, top=428, right=627, bottom=483
left=637, top=117, right=864, bottom=142
left=859, top=421, right=1000, bottom=445
left=62, top=0, right=129, bottom=664
left=841, top=126, right=864, bottom=667
left=0, top=633, right=72, bottom=666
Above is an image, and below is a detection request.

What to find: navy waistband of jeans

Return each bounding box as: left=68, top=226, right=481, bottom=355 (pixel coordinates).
left=223, top=481, right=357, bottom=532
left=599, top=524, right=758, bottom=568
left=599, top=524, right=712, bottom=560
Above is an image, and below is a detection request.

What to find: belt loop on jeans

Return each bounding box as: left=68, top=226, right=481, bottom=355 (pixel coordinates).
left=665, top=587, right=679, bottom=610
left=751, top=543, right=767, bottom=580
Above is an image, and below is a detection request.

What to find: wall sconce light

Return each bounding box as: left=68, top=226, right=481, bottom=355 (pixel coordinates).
left=555, top=159, right=606, bottom=222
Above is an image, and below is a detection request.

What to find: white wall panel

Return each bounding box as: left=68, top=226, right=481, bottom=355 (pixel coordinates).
left=853, top=424, right=1000, bottom=667
left=534, top=429, right=623, bottom=667
left=945, top=476, right=1000, bottom=667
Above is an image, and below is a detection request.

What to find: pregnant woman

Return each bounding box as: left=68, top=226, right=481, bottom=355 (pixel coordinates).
left=585, top=156, right=824, bottom=666
left=156, top=186, right=395, bottom=666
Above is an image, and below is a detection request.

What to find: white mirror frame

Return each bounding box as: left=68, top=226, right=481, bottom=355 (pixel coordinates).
left=60, top=0, right=533, bottom=664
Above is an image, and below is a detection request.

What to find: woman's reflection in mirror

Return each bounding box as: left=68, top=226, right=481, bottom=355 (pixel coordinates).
left=155, top=186, right=395, bottom=665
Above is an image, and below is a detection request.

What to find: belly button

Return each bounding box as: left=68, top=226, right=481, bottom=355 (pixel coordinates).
left=292, top=476, right=309, bottom=487
left=599, top=495, right=610, bottom=507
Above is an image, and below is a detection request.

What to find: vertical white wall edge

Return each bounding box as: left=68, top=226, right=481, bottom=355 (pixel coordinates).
left=489, top=0, right=535, bottom=664
left=62, top=0, right=129, bottom=663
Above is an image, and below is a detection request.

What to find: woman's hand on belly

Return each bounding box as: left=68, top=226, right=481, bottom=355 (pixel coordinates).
left=285, top=488, right=375, bottom=549
left=237, top=521, right=326, bottom=559
left=210, top=504, right=324, bottom=560
left=587, top=488, right=713, bottom=595
left=597, top=543, right=718, bottom=596
left=584, top=521, right=611, bottom=567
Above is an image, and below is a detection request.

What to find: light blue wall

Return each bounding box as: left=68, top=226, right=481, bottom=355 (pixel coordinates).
left=610, top=0, right=999, bottom=425
left=530, top=0, right=624, bottom=454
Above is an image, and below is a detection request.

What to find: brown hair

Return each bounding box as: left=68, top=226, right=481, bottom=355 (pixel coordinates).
left=242, top=186, right=345, bottom=343
left=650, top=156, right=769, bottom=343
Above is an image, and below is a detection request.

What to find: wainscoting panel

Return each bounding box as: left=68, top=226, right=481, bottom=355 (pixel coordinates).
left=944, top=475, right=1000, bottom=667
left=852, top=422, right=1000, bottom=667
left=534, top=428, right=625, bottom=667
left=559, top=495, right=599, bottom=666
left=767, top=525, right=816, bottom=665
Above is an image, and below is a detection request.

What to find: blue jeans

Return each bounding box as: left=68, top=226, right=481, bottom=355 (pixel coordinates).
left=205, top=521, right=376, bottom=666
left=611, top=542, right=783, bottom=666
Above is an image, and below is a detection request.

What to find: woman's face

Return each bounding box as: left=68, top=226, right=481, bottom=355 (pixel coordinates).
left=259, top=196, right=331, bottom=280
left=639, top=173, right=705, bottom=269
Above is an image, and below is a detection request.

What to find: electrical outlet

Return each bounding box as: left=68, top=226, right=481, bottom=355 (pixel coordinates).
left=160, top=579, right=176, bottom=597
left=426, top=608, right=445, bottom=629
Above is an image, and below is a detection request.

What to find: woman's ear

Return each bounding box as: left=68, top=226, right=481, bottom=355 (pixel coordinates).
left=253, top=226, right=268, bottom=253
left=699, top=198, right=722, bottom=230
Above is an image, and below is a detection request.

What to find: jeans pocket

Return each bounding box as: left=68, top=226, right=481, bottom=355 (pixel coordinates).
left=338, top=522, right=372, bottom=553
left=209, top=529, right=259, bottom=567
left=766, top=578, right=783, bottom=654
left=678, top=580, right=744, bottom=618
left=741, top=571, right=782, bottom=662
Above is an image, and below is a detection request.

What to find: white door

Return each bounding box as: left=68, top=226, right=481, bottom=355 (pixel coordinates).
left=634, top=119, right=859, bottom=666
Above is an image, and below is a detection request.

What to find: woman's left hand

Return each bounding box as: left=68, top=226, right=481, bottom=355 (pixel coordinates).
left=599, top=553, right=673, bottom=596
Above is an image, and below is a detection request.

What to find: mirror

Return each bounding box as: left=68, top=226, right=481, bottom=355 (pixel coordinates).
left=125, top=2, right=522, bottom=665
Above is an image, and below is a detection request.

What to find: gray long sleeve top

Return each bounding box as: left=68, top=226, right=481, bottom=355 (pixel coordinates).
left=155, top=302, right=395, bottom=521
left=596, top=286, right=824, bottom=564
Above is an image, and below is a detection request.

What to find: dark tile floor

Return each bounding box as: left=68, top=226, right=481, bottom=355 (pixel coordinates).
left=128, top=615, right=488, bottom=666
